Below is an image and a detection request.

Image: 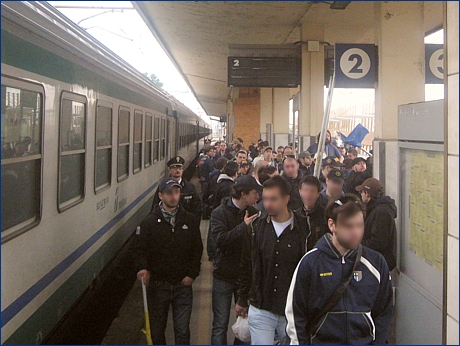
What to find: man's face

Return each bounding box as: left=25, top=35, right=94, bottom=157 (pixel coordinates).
left=220, top=143, right=227, bottom=151
left=159, top=186, right=181, bottom=208
left=240, top=165, right=250, bottom=175
left=208, top=149, right=216, bottom=158
left=329, top=211, right=365, bottom=250
left=339, top=148, right=346, bottom=156
left=353, top=161, right=367, bottom=173
left=299, top=184, right=320, bottom=208
left=348, top=152, right=357, bottom=160
left=325, top=133, right=331, bottom=145
left=263, top=150, right=273, bottom=161
left=326, top=178, right=344, bottom=196
left=301, top=156, right=312, bottom=166
left=242, top=189, right=259, bottom=206
left=277, top=148, right=284, bottom=156
left=263, top=187, right=289, bottom=216
left=236, top=152, right=247, bottom=164
left=283, top=158, right=299, bottom=179
left=360, top=190, right=371, bottom=204
left=321, top=165, right=332, bottom=178
left=168, top=165, right=183, bottom=179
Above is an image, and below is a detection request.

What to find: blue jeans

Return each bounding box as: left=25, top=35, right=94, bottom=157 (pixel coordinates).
left=211, top=277, right=241, bottom=345
left=147, top=281, right=193, bottom=345
left=248, top=305, right=287, bottom=345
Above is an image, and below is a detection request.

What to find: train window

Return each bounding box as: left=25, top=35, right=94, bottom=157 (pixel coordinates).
left=133, top=111, right=143, bottom=174
left=1, top=83, right=43, bottom=239
left=153, top=116, right=160, bottom=162
left=160, top=117, right=166, bottom=160
left=59, top=94, right=86, bottom=210
left=95, top=104, right=112, bottom=192
left=118, top=107, right=130, bottom=181
left=145, top=113, right=153, bottom=167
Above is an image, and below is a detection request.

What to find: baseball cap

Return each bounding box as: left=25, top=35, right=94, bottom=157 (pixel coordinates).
left=263, top=146, right=273, bottom=153
left=298, top=151, right=312, bottom=159
left=355, top=178, right=384, bottom=196
left=235, top=175, right=260, bottom=190
left=159, top=178, right=182, bottom=193
left=321, top=156, right=344, bottom=167
left=327, top=169, right=344, bottom=182
left=240, top=159, right=249, bottom=167
left=352, top=157, right=367, bottom=166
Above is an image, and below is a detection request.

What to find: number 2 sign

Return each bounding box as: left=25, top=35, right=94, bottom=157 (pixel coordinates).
left=334, top=44, right=377, bottom=88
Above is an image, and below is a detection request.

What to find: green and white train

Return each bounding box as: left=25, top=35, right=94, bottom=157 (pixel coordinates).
left=1, top=2, right=211, bottom=343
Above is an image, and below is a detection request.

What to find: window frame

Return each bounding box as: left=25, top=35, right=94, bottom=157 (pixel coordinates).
left=160, top=116, right=166, bottom=160
left=153, top=115, right=160, bottom=163
left=133, top=110, right=143, bottom=175
left=117, top=105, right=131, bottom=182
left=94, top=100, right=113, bottom=194
left=1, top=77, right=45, bottom=243
left=58, top=91, right=87, bottom=213
left=144, top=112, right=153, bottom=168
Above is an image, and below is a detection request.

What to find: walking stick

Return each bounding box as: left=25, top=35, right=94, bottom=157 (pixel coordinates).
left=141, top=278, right=153, bottom=345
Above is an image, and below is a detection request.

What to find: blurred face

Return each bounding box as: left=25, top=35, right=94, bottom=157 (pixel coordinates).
left=159, top=186, right=181, bottom=209
left=283, top=158, right=299, bottom=178
left=328, top=211, right=365, bottom=250
left=326, top=179, right=344, bottom=196
left=299, top=183, right=320, bottom=209
left=242, top=189, right=259, bottom=206
left=339, top=148, right=346, bottom=156
left=262, top=187, right=290, bottom=216
left=322, top=165, right=332, bottom=178
left=168, top=165, right=183, bottom=179
left=263, top=150, right=273, bottom=161
left=208, top=149, right=216, bottom=157
left=300, top=156, right=313, bottom=166
left=348, top=152, right=357, bottom=160
left=360, top=190, right=371, bottom=204
left=325, top=132, right=331, bottom=145
left=220, top=143, right=227, bottom=151
left=353, top=161, right=367, bottom=173
left=240, top=165, right=250, bottom=175
left=277, top=147, right=284, bottom=155
left=236, top=152, right=247, bottom=164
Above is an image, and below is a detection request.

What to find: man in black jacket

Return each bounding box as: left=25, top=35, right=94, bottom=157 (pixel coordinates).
left=344, top=157, right=372, bottom=197
left=236, top=176, right=315, bottom=344
left=281, top=157, right=303, bottom=210
left=213, top=161, right=239, bottom=209
left=133, top=178, right=203, bottom=345
left=356, top=178, right=397, bottom=271
left=151, top=156, right=202, bottom=223
left=210, top=175, right=260, bottom=344
left=296, top=175, right=329, bottom=241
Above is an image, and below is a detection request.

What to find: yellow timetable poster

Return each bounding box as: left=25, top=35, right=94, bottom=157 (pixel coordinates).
left=408, top=150, right=444, bottom=271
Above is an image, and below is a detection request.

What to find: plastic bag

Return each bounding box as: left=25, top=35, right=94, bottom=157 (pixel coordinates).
left=231, top=316, right=251, bottom=343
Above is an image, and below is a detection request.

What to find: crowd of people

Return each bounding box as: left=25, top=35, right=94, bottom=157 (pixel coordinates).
left=131, top=133, right=397, bottom=345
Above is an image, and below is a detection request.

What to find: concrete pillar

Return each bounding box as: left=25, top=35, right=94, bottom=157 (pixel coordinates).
left=373, top=1, right=425, bottom=196
left=272, top=88, right=290, bottom=148
left=259, top=88, right=272, bottom=141
left=299, top=23, right=325, bottom=151
left=444, top=1, right=459, bottom=344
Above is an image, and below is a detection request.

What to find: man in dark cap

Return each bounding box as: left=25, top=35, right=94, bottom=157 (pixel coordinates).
left=152, top=156, right=202, bottom=223
left=356, top=178, right=397, bottom=271
left=298, top=151, right=314, bottom=176
left=318, top=169, right=345, bottom=209
left=239, top=159, right=251, bottom=176
left=344, top=157, right=372, bottom=197
left=133, top=177, right=203, bottom=345
left=320, top=156, right=344, bottom=190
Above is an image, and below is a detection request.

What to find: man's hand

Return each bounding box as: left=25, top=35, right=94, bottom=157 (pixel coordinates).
left=181, top=276, right=195, bottom=286
left=236, top=303, right=248, bottom=318
left=244, top=210, right=259, bottom=225
left=137, top=269, right=149, bottom=285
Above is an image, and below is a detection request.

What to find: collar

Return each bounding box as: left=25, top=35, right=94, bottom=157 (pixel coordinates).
left=266, top=211, right=295, bottom=231
left=232, top=198, right=242, bottom=209
left=324, top=233, right=355, bottom=260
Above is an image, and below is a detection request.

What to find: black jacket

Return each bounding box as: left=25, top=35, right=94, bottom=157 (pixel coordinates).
left=344, top=169, right=372, bottom=197
left=202, top=169, right=220, bottom=203
left=151, top=178, right=202, bottom=222
left=132, top=204, right=203, bottom=284
left=299, top=163, right=314, bottom=176
left=294, top=202, right=329, bottom=242
left=363, top=196, right=397, bottom=271
left=286, top=234, right=393, bottom=344
left=237, top=212, right=314, bottom=316
left=210, top=197, right=258, bottom=283
left=282, top=171, right=303, bottom=211
left=213, top=174, right=235, bottom=209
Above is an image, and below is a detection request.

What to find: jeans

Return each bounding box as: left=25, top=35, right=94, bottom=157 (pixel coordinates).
left=211, top=277, right=240, bottom=345
left=248, top=305, right=287, bottom=345
left=147, top=281, right=193, bottom=345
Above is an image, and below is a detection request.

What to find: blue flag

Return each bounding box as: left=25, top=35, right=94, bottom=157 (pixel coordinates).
left=340, top=123, right=369, bottom=147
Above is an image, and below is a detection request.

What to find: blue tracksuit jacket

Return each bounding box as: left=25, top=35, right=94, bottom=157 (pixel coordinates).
left=285, top=234, right=393, bottom=344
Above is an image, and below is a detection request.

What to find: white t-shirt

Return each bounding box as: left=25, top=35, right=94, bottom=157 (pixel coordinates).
left=272, top=214, right=294, bottom=238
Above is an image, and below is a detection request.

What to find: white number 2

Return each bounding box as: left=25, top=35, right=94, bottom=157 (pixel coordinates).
left=233, top=59, right=240, bottom=67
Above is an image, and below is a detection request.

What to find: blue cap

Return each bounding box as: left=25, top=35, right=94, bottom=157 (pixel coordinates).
left=321, top=156, right=344, bottom=167
left=159, top=178, right=182, bottom=192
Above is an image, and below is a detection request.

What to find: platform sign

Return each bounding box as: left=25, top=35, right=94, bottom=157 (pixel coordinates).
left=425, top=44, right=444, bottom=84
left=334, top=44, right=377, bottom=88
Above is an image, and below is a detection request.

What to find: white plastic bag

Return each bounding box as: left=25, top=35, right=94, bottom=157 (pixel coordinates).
left=231, top=316, right=251, bottom=343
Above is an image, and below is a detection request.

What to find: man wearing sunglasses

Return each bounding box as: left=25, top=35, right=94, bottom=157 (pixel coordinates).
left=286, top=194, right=393, bottom=345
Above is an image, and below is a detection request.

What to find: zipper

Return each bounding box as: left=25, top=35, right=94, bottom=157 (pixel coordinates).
left=341, top=255, right=345, bottom=264
left=172, top=227, right=175, bottom=241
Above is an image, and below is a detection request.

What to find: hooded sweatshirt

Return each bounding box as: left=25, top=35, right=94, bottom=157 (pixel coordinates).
left=363, top=196, right=397, bottom=271
left=213, top=174, right=235, bottom=209
left=285, top=234, right=393, bottom=345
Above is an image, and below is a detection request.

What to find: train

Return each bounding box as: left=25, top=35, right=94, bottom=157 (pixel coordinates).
left=1, top=1, right=211, bottom=343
